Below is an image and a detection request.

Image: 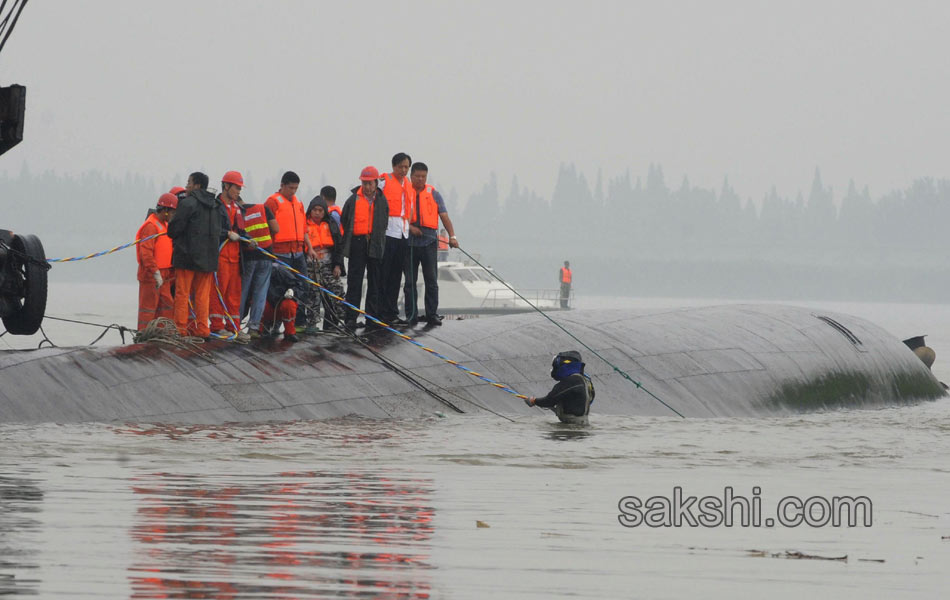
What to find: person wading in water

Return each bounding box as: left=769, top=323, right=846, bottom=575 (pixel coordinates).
left=525, top=350, right=595, bottom=424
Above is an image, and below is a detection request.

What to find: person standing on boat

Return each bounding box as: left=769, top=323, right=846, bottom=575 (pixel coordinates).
left=379, top=152, right=414, bottom=326
left=437, top=228, right=450, bottom=261
left=303, top=196, right=345, bottom=333
left=238, top=195, right=279, bottom=340
left=559, top=261, right=572, bottom=308
left=320, top=185, right=342, bottom=233
left=525, top=351, right=595, bottom=425
left=168, top=172, right=230, bottom=339
left=260, top=266, right=300, bottom=342
left=406, top=162, right=458, bottom=326
left=340, top=166, right=389, bottom=330
left=135, top=192, right=178, bottom=330
left=209, top=171, right=250, bottom=341
left=264, top=171, right=310, bottom=329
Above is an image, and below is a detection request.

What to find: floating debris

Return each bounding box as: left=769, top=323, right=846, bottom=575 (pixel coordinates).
left=476, top=520, right=490, bottom=528
left=747, top=549, right=847, bottom=562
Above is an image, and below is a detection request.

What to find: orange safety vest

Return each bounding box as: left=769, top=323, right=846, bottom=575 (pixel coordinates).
left=410, top=184, right=439, bottom=230
left=560, top=267, right=572, bottom=284
left=268, top=193, right=306, bottom=244
left=307, top=220, right=334, bottom=248
left=381, top=173, right=411, bottom=218
left=136, top=213, right=172, bottom=270
left=242, top=203, right=272, bottom=249
left=437, top=235, right=449, bottom=250
left=352, top=189, right=373, bottom=236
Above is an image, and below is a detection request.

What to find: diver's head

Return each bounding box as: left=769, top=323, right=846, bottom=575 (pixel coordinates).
left=550, top=350, right=584, bottom=380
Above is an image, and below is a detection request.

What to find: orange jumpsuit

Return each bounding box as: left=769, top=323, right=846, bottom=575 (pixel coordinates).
left=209, top=200, right=243, bottom=332
left=261, top=298, right=298, bottom=336
left=174, top=270, right=213, bottom=338
left=135, top=214, right=175, bottom=330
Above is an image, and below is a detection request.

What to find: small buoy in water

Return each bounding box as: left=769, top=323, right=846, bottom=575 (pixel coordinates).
left=914, top=346, right=936, bottom=369
left=435, top=411, right=446, bottom=418
left=476, top=520, right=490, bottom=528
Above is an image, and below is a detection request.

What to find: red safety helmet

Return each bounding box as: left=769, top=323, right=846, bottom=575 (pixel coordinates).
left=222, top=170, right=245, bottom=188
left=359, top=166, right=379, bottom=181
left=157, top=192, right=179, bottom=210
left=168, top=186, right=186, bottom=195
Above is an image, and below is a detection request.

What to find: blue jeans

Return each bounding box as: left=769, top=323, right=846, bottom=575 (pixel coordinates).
left=241, top=259, right=272, bottom=329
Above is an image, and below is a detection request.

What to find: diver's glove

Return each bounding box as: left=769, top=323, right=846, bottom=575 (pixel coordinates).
left=523, top=397, right=535, bottom=407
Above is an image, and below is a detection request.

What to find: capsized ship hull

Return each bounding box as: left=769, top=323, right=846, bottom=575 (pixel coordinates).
left=0, top=305, right=943, bottom=423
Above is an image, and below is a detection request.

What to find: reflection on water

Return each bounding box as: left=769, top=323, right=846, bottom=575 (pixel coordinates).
left=0, top=473, right=43, bottom=596
left=543, top=427, right=592, bottom=443
left=128, top=470, right=434, bottom=599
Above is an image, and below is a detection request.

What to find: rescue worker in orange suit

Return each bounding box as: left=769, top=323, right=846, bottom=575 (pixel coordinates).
left=379, top=152, right=414, bottom=325
left=260, top=263, right=300, bottom=342
left=559, top=260, right=572, bottom=308
left=264, top=171, right=310, bottom=329
left=406, top=162, right=458, bottom=326
left=135, top=192, right=178, bottom=330
left=340, top=166, right=389, bottom=331
left=168, top=171, right=229, bottom=339
left=209, top=171, right=250, bottom=342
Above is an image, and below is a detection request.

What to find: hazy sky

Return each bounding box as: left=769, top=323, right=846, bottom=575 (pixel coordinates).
left=3, top=0, right=949, bottom=206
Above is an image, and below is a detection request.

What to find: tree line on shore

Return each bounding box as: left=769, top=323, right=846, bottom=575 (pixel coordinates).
left=2, top=162, right=948, bottom=300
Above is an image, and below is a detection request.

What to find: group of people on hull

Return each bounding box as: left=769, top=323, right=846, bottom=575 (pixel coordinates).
left=135, top=153, right=459, bottom=341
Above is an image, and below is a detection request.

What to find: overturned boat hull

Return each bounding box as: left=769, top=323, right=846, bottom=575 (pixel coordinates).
left=0, top=305, right=943, bottom=423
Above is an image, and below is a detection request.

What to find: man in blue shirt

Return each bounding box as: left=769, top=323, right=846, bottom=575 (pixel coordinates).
left=406, top=162, right=458, bottom=325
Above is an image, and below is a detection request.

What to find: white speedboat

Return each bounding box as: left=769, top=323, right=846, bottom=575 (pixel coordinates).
left=421, top=249, right=569, bottom=316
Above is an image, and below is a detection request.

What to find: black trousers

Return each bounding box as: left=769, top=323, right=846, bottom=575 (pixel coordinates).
left=381, top=235, right=410, bottom=321
left=344, top=236, right=382, bottom=324
left=407, top=242, right=439, bottom=320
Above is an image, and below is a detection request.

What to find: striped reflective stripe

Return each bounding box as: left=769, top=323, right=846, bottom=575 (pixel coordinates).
left=245, top=222, right=272, bottom=244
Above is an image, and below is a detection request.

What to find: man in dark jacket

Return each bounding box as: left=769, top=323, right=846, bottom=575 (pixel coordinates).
left=167, top=171, right=230, bottom=338
left=525, top=351, right=595, bottom=424
left=340, top=166, right=389, bottom=330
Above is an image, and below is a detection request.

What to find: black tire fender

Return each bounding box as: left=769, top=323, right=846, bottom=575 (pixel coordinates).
left=2, top=234, right=48, bottom=335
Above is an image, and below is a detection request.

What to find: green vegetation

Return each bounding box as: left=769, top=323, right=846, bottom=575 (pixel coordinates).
left=767, top=370, right=945, bottom=410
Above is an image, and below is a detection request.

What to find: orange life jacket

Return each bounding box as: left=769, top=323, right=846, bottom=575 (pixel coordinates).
left=243, top=203, right=272, bottom=249
left=136, top=213, right=172, bottom=270
left=308, top=220, right=334, bottom=248
left=352, top=189, right=373, bottom=236
left=381, top=173, right=410, bottom=218
left=560, top=267, right=572, bottom=284
left=437, top=235, right=449, bottom=250
left=268, top=193, right=306, bottom=244
left=410, top=184, right=439, bottom=229
left=327, top=204, right=343, bottom=235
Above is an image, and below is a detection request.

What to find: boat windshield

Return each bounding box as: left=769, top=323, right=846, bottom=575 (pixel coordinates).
left=474, top=269, right=494, bottom=282
left=456, top=269, right=479, bottom=283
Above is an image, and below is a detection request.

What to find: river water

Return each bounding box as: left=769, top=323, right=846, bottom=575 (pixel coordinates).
left=1, top=284, right=948, bottom=598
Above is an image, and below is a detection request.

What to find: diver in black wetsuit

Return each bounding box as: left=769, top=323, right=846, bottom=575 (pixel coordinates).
left=525, top=351, right=595, bottom=424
